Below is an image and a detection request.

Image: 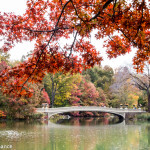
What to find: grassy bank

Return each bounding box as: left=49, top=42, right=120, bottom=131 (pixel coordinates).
left=137, top=113, right=150, bottom=121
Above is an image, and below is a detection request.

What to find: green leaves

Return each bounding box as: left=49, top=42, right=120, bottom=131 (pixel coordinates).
left=43, top=72, right=81, bottom=107
left=83, top=65, right=114, bottom=91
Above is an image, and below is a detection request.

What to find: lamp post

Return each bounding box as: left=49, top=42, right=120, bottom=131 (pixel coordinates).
left=120, top=104, right=123, bottom=109
left=138, top=104, right=142, bottom=109
left=125, top=104, right=128, bottom=109
left=133, top=104, right=136, bottom=109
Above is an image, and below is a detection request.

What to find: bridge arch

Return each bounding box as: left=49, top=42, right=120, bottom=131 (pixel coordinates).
left=46, top=110, right=125, bottom=120
left=45, top=111, right=124, bottom=124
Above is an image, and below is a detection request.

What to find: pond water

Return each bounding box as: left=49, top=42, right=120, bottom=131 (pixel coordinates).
left=0, top=118, right=150, bottom=150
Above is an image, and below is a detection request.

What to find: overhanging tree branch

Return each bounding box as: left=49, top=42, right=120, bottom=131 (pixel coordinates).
left=20, top=0, right=72, bottom=92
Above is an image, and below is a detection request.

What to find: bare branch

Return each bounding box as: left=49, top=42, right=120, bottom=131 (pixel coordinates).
left=130, top=73, right=149, bottom=90
left=68, top=31, right=78, bottom=58
left=22, top=26, right=70, bottom=33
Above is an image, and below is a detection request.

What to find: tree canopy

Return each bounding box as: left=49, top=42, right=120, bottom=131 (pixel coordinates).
left=83, top=65, right=114, bottom=91
left=110, top=67, right=141, bottom=107
left=130, top=64, right=150, bottom=111
left=0, top=0, right=149, bottom=97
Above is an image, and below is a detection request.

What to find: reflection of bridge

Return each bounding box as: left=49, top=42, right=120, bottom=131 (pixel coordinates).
left=36, top=106, right=146, bottom=120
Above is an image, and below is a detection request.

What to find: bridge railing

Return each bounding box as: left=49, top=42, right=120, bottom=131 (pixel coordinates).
left=36, top=106, right=145, bottom=113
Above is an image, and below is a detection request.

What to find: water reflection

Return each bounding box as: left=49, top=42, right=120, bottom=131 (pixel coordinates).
left=56, top=117, right=121, bottom=126
left=147, top=126, right=150, bottom=146
left=0, top=120, right=150, bottom=150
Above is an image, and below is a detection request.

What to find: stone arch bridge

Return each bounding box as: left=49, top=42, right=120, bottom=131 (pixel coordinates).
left=36, top=106, right=146, bottom=120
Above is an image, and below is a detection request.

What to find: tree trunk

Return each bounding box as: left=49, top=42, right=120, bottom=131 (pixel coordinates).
left=50, top=75, right=55, bottom=108
left=148, top=92, right=150, bottom=113
left=50, top=93, right=55, bottom=108
left=50, top=86, right=56, bottom=108
left=50, top=75, right=57, bottom=108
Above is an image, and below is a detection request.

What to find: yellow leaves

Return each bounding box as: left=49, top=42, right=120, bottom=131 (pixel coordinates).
left=20, top=98, right=28, bottom=103
left=66, top=92, right=71, bottom=98
left=128, top=94, right=139, bottom=106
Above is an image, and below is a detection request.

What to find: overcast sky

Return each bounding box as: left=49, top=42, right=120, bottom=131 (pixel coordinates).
left=0, top=0, right=136, bottom=69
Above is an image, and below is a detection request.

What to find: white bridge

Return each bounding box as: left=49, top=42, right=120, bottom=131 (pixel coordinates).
left=36, top=106, right=146, bottom=120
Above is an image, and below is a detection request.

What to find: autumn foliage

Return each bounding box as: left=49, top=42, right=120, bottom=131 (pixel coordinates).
left=42, top=89, right=50, bottom=104
left=0, top=0, right=149, bottom=97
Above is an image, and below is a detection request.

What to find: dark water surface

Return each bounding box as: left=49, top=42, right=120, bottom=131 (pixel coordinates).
left=0, top=118, right=150, bottom=150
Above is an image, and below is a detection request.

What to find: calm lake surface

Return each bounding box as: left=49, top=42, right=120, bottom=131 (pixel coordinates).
left=0, top=118, right=150, bottom=150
